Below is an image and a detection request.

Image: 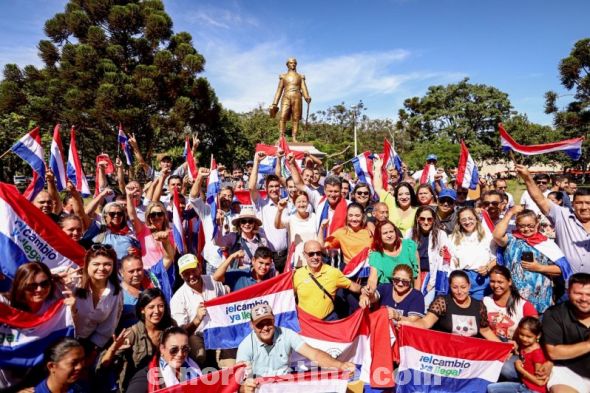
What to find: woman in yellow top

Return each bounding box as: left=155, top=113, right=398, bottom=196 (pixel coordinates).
left=320, top=203, right=373, bottom=265
left=372, top=158, right=417, bottom=236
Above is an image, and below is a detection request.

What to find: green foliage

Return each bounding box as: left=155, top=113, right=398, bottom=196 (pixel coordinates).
left=545, top=38, right=590, bottom=168
left=0, top=0, right=224, bottom=179
left=396, top=78, right=514, bottom=161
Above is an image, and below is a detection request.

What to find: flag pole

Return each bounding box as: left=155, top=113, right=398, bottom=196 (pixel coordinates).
left=0, top=149, right=12, bottom=160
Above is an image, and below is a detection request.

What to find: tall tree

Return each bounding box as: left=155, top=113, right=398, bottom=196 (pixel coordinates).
left=396, top=78, right=514, bottom=160
left=0, top=0, right=224, bottom=177
left=545, top=38, right=590, bottom=168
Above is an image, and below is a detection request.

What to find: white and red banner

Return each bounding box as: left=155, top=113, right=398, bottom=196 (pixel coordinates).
left=499, top=123, right=584, bottom=160
left=396, top=325, right=512, bottom=393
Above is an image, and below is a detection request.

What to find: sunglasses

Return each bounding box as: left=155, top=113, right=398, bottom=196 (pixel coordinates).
left=24, top=279, right=51, bottom=292
left=535, top=181, right=548, bottom=185
left=355, top=191, right=370, bottom=196
left=482, top=201, right=500, bottom=207
left=90, top=243, right=113, bottom=251
left=393, top=277, right=411, bottom=286
left=149, top=211, right=165, bottom=218
left=240, top=218, right=256, bottom=225
left=306, top=251, right=323, bottom=257
left=439, top=198, right=455, bottom=205
left=108, top=211, right=124, bottom=218
left=418, top=217, right=433, bottom=223
left=168, top=345, right=190, bottom=356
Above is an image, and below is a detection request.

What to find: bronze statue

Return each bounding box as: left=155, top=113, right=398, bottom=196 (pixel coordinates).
left=270, top=58, right=311, bottom=142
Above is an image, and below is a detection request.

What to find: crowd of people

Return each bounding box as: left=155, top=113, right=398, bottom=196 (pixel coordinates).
left=1, top=141, right=590, bottom=393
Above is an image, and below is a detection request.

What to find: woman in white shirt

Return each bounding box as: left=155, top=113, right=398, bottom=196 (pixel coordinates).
left=275, top=190, right=318, bottom=269
left=449, top=207, right=496, bottom=301
left=74, top=245, right=123, bottom=355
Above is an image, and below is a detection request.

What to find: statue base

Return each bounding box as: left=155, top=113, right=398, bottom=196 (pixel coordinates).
left=287, top=142, right=326, bottom=158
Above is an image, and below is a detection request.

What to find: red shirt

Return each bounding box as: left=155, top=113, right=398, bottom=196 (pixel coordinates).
left=521, top=347, right=547, bottom=393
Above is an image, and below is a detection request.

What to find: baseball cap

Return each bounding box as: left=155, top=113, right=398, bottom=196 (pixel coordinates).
left=438, top=188, right=457, bottom=201
left=426, top=154, right=438, bottom=162
left=178, top=254, right=199, bottom=275
left=250, top=304, right=274, bottom=324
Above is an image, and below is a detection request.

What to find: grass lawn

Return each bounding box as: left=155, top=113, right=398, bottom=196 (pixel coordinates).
left=506, top=178, right=527, bottom=202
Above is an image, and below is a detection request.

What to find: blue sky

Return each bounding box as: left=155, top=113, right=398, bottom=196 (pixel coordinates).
left=1, top=0, right=589, bottom=125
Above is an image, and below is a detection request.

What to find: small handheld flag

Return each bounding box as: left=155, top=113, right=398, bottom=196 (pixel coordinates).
left=10, top=127, right=46, bottom=201
left=66, top=127, right=90, bottom=197
left=456, top=141, right=479, bottom=190
left=117, top=124, right=134, bottom=166
left=49, top=124, right=67, bottom=192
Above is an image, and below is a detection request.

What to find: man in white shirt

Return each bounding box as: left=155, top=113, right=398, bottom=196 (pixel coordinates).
left=520, top=173, right=550, bottom=216
left=170, top=254, right=226, bottom=367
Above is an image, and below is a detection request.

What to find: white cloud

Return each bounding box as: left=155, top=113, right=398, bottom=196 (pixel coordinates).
left=0, top=46, right=43, bottom=75
left=182, top=6, right=259, bottom=30
left=199, top=38, right=466, bottom=117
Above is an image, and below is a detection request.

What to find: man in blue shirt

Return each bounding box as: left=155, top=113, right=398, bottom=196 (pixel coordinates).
left=213, top=247, right=274, bottom=291
left=237, top=304, right=355, bottom=392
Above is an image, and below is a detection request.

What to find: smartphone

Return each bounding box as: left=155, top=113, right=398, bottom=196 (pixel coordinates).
left=521, top=251, right=534, bottom=262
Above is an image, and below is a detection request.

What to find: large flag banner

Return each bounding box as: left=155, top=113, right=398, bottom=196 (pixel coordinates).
left=67, top=127, right=90, bottom=197
left=0, top=299, right=75, bottom=368
left=171, top=188, right=186, bottom=254
left=256, top=370, right=350, bottom=393
left=351, top=151, right=376, bottom=194
left=0, top=182, right=85, bottom=282
left=456, top=141, right=479, bottom=190
left=234, top=190, right=267, bottom=206
left=293, top=307, right=395, bottom=390
left=149, top=363, right=245, bottom=393
left=202, top=272, right=299, bottom=349
left=499, top=123, right=584, bottom=160
left=49, top=124, right=67, bottom=192
left=396, top=325, right=512, bottom=393
left=318, top=196, right=348, bottom=236
left=382, top=138, right=403, bottom=189
left=10, top=126, right=46, bottom=201
left=342, top=247, right=370, bottom=279
left=255, top=143, right=279, bottom=175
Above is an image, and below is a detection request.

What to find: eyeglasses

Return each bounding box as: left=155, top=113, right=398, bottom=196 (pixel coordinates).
left=439, top=198, right=455, bottom=205
left=517, top=224, right=536, bottom=230
left=482, top=201, right=500, bottom=208
left=90, top=243, right=113, bottom=251
left=168, top=345, right=190, bottom=356
left=418, top=216, right=433, bottom=223
left=24, top=279, right=51, bottom=292
left=240, top=218, right=255, bottom=225
left=392, top=277, right=411, bottom=286
left=108, top=211, right=124, bottom=218
left=306, top=251, right=323, bottom=257
left=355, top=191, right=370, bottom=196
left=148, top=211, right=165, bottom=218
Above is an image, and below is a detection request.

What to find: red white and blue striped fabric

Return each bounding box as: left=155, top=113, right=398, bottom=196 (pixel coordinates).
left=0, top=182, right=85, bottom=282
left=396, top=325, right=512, bottom=393
left=499, top=123, right=584, bottom=160
left=66, top=127, right=90, bottom=197
left=117, top=124, right=134, bottom=166
left=351, top=151, right=376, bottom=194
left=342, top=247, right=370, bottom=279
left=278, top=136, right=303, bottom=177
left=206, top=155, right=221, bottom=239
left=456, top=141, right=479, bottom=190
left=202, top=272, right=299, bottom=349
left=171, top=188, right=186, bottom=254
left=382, top=138, right=403, bottom=189
left=256, top=370, right=350, bottom=393
left=148, top=363, right=245, bottom=393
left=317, top=196, right=348, bottom=236
left=419, top=163, right=436, bottom=184
left=10, top=126, right=46, bottom=201
left=49, top=124, right=67, bottom=192
left=185, top=136, right=198, bottom=181
left=255, top=143, right=279, bottom=175
left=0, top=299, right=75, bottom=368
left=293, top=307, right=395, bottom=390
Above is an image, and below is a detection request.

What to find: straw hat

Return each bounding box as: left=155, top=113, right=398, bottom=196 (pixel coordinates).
left=231, top=205, right=262, bottom=227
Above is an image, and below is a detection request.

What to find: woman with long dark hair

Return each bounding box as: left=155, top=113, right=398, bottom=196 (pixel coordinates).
left=98, top=288, right=175, bottom=391
left=322, top=203, right=373, bottom=265
left=389, top=182, right=418, bottom=236
left=407, top=206, right=451, bottom=306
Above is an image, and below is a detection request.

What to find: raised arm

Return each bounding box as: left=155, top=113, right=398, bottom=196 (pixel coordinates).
left=96, top=162, right=108, bottom=194
left=287, top=153, right=306, bottom=192
left=84, top=187, right=113, bottom=218
left=128, top=133, right=151, bottom=177
left=115, top=157, right=126, bottom=195
left=275, top=149, right=285, bottom=185
left=248, top=152, right=264, bottom=204
left=212, top=250, right=245, bottom=283
left=45, top=170, right=63, bottom=215
left=515, top=164, right=551, bottom=215
left=493, top=205, right=523, bottom=247
left=151, top=167, right=171, bottom=203
left=372, top=157, right=384, bottom=194
left=189, top=167, right=209, bottom=200
left=275, top=199, right=288, bottom=229
left=153, top=230, right=175, bottom=270
left=125, top=184, right=142, bottom=233
left=66, top=182, right=92, bottom=230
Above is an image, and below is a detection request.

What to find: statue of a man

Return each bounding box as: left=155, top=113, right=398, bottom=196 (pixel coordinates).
left=270, top=58, right=311, bottom=142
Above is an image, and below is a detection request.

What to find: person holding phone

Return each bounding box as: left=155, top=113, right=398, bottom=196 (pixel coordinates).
left=493, top=205, right=565, bottom=313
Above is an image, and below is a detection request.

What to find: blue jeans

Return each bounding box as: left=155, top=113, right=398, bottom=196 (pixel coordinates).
left=500, top=355, right=520, bottom=381
left=487, top=382, right=535, bottom=393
